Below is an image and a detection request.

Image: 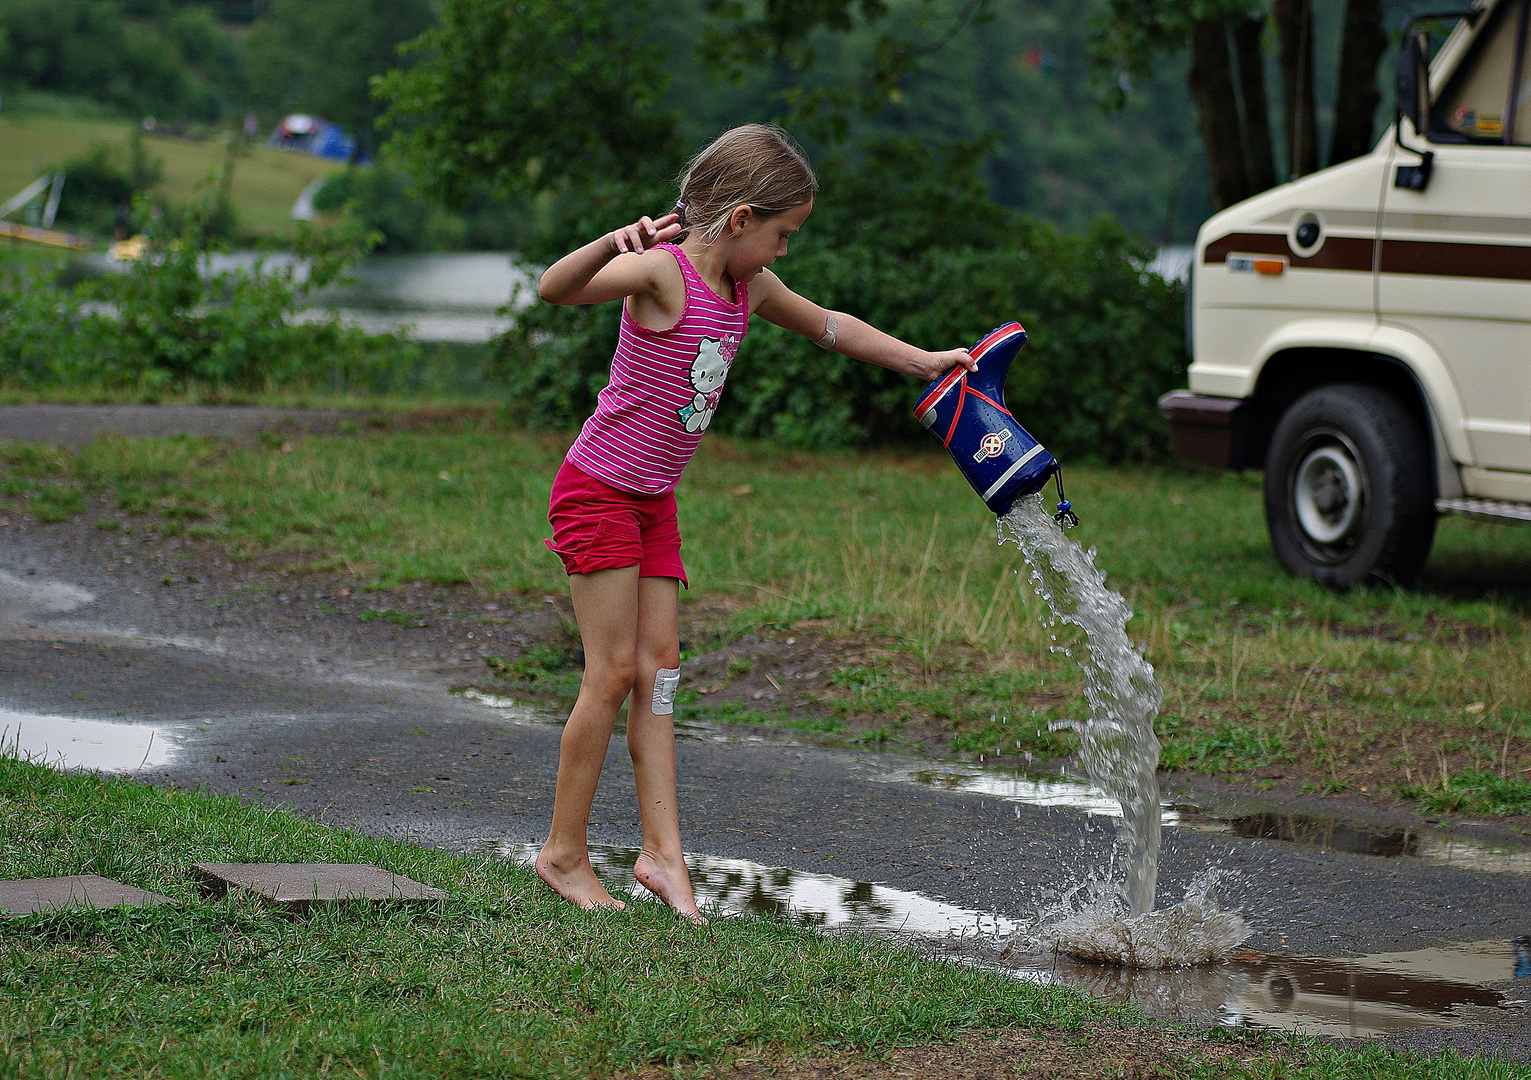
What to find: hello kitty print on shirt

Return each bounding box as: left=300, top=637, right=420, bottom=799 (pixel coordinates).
left=677, top=335, right=738, bottom=433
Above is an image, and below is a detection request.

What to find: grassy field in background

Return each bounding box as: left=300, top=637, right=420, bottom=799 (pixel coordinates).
left=2, top=756, right=1520, bottom=1079
left=0, top=114, right=342, bottom=239
left=2, top=423, right=1530, bottom=813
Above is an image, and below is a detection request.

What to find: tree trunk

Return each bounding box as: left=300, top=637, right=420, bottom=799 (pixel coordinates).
left=1330, top=0, right=1387, bottom=164
left=1275, top=0, right=1320, bottom=177
left=1188, top=18, right=1250, bottom=210
left=1233, top=15, right=1277, bottom=194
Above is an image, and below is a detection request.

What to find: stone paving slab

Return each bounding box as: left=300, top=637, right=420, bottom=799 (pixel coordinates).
left=192, top=862, right=447, bottom=911
left=0, top=875, right=174, bottom=915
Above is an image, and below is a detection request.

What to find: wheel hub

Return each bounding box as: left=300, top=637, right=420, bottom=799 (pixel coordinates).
left=1293, top=443, right=1363, bottom=545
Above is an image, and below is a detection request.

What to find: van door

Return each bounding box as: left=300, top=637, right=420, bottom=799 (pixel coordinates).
left=1379, top=0, right=1531, bottom=475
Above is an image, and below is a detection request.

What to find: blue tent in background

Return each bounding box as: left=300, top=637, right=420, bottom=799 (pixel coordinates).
left=269, top=114, right=366, bottom=163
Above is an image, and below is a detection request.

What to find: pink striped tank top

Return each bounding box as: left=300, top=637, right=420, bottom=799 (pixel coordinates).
left=566, top=244, right=749, bottom=495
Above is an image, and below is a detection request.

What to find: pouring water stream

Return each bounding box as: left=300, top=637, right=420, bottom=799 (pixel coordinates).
left=998, top=495, right=1162, bottom=916
left=997, top=495, right=1250, bottom=966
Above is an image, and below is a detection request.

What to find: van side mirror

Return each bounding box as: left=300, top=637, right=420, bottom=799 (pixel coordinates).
left=1395, top=29, right=1427, bottom=133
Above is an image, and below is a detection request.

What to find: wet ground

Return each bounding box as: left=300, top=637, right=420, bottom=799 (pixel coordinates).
left=1, top=416, right=1529, bottom=1056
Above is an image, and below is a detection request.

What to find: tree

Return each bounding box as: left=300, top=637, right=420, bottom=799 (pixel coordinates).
left=1096, top=0, right=1390, bottom=204
left=1329, top=0, right=1388, bottom=166
left=373, top=0, right=678, bottom=206
left=244, top=0, right=434, bottom=154
left=699, top=0, right=997, bottom=140
left=695, top=0, right=1392, bottom=212
left=1273, top=0, right=1318, bottom=178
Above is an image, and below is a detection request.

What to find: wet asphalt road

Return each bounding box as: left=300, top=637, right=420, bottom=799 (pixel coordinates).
left=2, top=483, right=1530, bottom=1052
left=0, top=404, right=366, bottom=448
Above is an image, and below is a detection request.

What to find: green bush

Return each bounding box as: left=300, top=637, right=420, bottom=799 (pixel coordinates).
left=51, top=131, right=164, bottom=236
left=313, top=163, right=568, bottom=255
left=313, top=165, right=465, bottom=253
left=0, top=168, right=417, bottom=394
left=493, top=140, right=1185, bottom=460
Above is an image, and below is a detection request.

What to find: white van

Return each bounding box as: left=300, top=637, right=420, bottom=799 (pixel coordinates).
left=1160, top=0, right=1531, bottom=586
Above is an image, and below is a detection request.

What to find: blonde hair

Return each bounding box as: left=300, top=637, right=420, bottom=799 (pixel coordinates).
left=673, top=124, right=818, bottom=245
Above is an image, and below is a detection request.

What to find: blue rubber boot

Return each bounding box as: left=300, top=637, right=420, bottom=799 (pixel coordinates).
left=913, top=322, right=1075, bottom=523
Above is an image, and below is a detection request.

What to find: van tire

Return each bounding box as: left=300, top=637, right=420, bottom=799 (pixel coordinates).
left=1264, top=384, right=1436, bottom=587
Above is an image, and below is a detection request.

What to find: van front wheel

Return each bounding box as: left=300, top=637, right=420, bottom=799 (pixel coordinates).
left=1264, top=385, right=1436, bottom=587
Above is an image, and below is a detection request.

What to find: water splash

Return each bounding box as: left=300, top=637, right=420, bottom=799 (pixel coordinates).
left=1043, top=870, right=1250, bottom=968
left=998, top=495, right=1249, bottom=967
left=999, top=494, right=1162, bottom=915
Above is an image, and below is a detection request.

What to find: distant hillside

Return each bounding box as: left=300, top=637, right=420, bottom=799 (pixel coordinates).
left=0, top=112, right=341, bottom=240
left=0, top=0, right=245, bottom=119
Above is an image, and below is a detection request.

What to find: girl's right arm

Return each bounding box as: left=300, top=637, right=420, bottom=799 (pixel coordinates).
left=537, top=213, right=682, bottom=306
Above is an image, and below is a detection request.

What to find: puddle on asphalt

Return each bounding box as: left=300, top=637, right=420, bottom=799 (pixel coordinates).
left=0, top=708, right=178, bottom=771
left=881, top=766, right=1190, bottom=826
left=879, top=764, right=1531, bottom=875
left=501, top=841, right=1524, bottom=1037
left=458, top=690, right=559, bottom=726
left=463, top=690, right=793, bottom=746
left=503, top=840, right=1018, bottom=937
left=0, top=570, right=95, bottom=618
left=1025, top=940, right=1522, bottom=1038
left=1201, top=811, right=1531, bottom=874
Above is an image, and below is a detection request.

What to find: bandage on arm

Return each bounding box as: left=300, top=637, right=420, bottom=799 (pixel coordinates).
left=814, top=313, right=838, bottom=349
left=651, top=667, right=681, bottom=715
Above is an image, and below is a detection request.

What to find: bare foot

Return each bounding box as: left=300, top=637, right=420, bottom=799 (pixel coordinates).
left=535, top=846, right=625, bottom=911
left=634, top=848, right=707, bottom=924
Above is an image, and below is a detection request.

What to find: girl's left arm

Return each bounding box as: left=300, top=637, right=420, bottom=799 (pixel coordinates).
left=751, top=271, right=976, bottom=382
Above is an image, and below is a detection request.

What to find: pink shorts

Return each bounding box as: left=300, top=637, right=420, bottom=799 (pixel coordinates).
left=545, top=459, right=688, bottom=586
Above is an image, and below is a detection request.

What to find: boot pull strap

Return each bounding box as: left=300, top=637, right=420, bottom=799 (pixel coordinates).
left=1053, top=469, right=1079, bottom=529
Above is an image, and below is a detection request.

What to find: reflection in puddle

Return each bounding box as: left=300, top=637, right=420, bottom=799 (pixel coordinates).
left=1031, top=942, right=1514, bottom=1037
left=463, top=690, right=789, bottom=747
left=459, top=690, right=561, bottom=726
left=881, top=765, right=1531, bottom=874
left=1220, top=812, right=1419, bottom=856
left=504, top=841, right=1018, bottom=938
left=502, top=841, right=1518, bottom=1037
left=0, top=709, right=178, bottom=771
left=0, top=570, right=95, bottom=617
left=882, top=766, right=1187, bottom=826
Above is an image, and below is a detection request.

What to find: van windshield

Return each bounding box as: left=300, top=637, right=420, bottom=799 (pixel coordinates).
left=1433, top=0, right=1531, bottom=144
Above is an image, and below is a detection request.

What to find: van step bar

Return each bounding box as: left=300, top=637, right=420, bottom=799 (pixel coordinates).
left=1436, top=498, right=1531, bottom=524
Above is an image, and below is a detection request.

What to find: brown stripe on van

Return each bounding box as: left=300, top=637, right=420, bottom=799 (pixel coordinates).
left=1380, top=239, right=1531, bottom=281
left=1202, top=231, right=1374, bottom=271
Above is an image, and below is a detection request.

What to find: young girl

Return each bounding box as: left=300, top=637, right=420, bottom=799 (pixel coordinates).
left=534, top=123, right=976, bottom=919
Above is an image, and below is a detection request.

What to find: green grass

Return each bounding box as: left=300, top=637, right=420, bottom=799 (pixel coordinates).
left=3, top=427, right=1531, bottom=808
left=1401, top=769, right=1531, bottom=817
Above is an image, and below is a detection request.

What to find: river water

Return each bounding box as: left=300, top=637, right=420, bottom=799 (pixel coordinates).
left=306, top=252, right=532, bottom=342
left=112, top=250, right=533, bottom=343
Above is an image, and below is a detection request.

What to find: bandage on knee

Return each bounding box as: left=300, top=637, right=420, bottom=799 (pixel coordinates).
left=651, top=667, right=680, bottom=715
